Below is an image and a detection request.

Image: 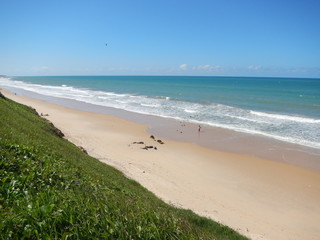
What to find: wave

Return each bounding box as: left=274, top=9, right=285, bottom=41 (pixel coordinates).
left=184, top=109, right=198, bottom=114
left=140, top=103, right=161, bottom=108
left=115, top=100, right=128, bottom=104
left=156, top=96, right=171, bottom=100
left=250, top=110, right=320, bottom=124
left=1, top=77, right=319, bottom=150
left=224, top=114, right=271, bottom=124
left=196, top=121, right=320, bottom=150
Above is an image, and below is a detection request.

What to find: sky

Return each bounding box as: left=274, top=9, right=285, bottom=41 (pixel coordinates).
left=1, top=0, right=320, bottom=78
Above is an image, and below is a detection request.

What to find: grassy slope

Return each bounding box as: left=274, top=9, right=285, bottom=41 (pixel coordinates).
left=0, top=94, right=248, bottom=240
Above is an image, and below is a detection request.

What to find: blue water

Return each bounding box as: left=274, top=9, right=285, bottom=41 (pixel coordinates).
left=1, top=75, right=319, bottom=149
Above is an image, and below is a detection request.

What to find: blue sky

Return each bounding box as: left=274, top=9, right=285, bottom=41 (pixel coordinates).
left=1, top=0, right=320, bottom=77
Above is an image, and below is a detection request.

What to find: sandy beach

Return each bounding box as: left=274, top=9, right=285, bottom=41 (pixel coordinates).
left=2, top=89, right=320, bottom=240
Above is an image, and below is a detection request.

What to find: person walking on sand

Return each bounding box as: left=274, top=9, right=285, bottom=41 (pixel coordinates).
left=198, top=125, right=201, bottom=133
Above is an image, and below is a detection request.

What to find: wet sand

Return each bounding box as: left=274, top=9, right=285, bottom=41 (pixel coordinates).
left=2, top=89, right=320, bottom=240
left=6, top=86, right=320, bottom=172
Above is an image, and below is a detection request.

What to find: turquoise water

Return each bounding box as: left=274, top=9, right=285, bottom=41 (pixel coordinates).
left=1, top=75, right=319, bottom=149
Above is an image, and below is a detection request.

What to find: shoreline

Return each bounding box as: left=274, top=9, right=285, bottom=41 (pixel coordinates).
left=2, top=88, right=320, bottom=240
left=4, top=86, right=320, bottom=172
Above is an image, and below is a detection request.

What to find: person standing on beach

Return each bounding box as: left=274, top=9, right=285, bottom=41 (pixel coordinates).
left=198, top=125, right=201, bottom=133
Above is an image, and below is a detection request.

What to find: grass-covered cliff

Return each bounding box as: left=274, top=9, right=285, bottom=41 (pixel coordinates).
left=0, top=92, right=247, bottom=240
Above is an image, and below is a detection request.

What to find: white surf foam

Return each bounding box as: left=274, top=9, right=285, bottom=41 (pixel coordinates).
left=250, top=110, right=320, bottom=124
left=1, top=77, right=319, bottom=150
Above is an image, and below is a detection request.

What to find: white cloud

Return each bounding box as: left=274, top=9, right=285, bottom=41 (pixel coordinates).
left=193, top=64, right=222, bottom=71
left=248, top=65, right=261, bottom=71
left=197, top=64, right=213, bottom=70
left=179, top=64, right=188, bottom=71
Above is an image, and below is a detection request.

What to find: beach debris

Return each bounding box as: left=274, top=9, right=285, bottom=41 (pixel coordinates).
left=157, top=139, right=164, bottom=144
left=132, top=140, right=160, bottom=150
left=141, top=145, right=154, bottom=150
left=149, top=135, right=165, bottom=144
left=150, top=135, right=166, bottom=144
left=40, top=113, right=49, bottom=116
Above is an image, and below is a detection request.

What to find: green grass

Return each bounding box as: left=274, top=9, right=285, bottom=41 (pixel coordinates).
left=0, top=93, right=248, bottom=240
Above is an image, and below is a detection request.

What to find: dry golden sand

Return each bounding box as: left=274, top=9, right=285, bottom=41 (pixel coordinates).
left=3, top=89, right=320, bottom=240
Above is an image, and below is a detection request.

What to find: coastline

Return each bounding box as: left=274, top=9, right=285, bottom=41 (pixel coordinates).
left=2, top=88, right=320, bottom=240
left=4, top=86, right=320, bottom=172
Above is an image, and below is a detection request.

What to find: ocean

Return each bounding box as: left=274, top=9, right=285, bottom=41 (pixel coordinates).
left=1, top=75, right=319, bottom=149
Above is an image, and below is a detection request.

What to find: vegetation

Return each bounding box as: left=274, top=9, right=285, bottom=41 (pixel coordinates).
left=0, top=93, right=248, bottom=239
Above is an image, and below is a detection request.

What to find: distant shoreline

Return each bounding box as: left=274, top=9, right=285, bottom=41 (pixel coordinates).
left=4, top=74, right=320, bottom=79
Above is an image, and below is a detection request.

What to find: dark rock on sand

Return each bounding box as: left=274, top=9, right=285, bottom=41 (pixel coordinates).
left=157, top=139, right=164, bottom=144
left=142, top=145, right=156, bottom=150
